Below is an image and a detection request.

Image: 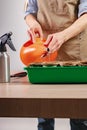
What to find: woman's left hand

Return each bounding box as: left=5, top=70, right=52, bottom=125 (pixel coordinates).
left=44, top=31, right=66, bottom=53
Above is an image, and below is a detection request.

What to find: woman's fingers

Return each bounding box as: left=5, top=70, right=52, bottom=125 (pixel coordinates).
left=44, top=35, right=53, bottom=47
left=44, top=35, right=58, bottom=53
left=48, top=40, right=58, bottom=53
left=44, top=32, right=65, bottom=53
left=27, top=29, right=35, bottom=42
left=28, top=27, right=43, bottom=42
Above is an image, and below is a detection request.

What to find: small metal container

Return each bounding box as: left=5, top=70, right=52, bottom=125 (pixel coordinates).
left=0, top=52, right=10, bottom=82
left=0, top=32, right=16, bottom=83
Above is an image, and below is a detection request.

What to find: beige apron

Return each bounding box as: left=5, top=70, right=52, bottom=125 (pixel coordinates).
left=37, top=0, right=87, bottom=61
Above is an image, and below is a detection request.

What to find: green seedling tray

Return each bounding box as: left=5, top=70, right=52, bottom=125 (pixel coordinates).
left=24, top=65, right=87, bottom=84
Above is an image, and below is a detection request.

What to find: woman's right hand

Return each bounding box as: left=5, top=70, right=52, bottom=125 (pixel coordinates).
left=27, top=20, right=43, bottom=42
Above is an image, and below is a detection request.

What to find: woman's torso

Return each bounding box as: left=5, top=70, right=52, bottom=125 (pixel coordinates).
left=37, top=0, right=87, bottom=61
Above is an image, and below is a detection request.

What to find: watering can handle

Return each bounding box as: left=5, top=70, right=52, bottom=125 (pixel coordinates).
left=27, top=30, right=40, bottom=43
left=27, top=30, right=33, bottom=43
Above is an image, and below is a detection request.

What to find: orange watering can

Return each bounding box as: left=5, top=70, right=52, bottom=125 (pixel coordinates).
left=20, top=37, right=58, bottom=66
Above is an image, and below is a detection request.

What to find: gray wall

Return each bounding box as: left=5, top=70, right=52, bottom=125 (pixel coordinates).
left=0, top=0, right=28, bottom=73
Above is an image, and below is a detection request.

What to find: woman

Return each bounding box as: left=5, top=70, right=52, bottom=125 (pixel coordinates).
left=24, top=0, right=87, bottom=130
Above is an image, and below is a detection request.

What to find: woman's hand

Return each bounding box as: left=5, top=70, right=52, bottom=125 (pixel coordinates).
left=28, top=20, right=43, bottom=42
left=44, top=31, right=66, bottom=53
left=44, top=13, right=87, bottom=53
left=25, top=14, right=43, bottom=42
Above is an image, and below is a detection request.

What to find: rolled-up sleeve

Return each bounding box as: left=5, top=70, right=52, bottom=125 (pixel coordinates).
left=24, top=0, right=38, bottom=18
left=78, top=0, right=87, bottom=17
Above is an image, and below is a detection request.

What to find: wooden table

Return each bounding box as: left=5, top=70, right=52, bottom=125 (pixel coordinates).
left=0, top=77, right=87, bottom=119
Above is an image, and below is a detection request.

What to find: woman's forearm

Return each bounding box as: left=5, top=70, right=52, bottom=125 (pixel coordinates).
left=25, top=14, right=37, bottom=27
left=63, top=13, right=87, bottom=42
